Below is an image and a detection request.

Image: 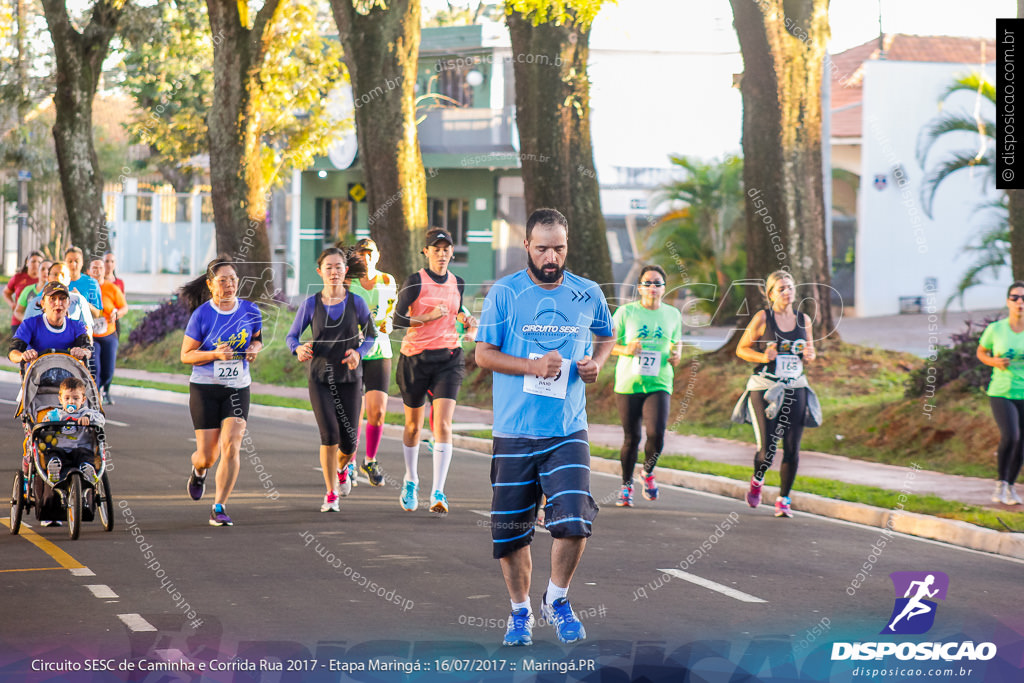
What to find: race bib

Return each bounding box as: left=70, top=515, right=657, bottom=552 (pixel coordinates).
left=93, top=317, right=108, bottom=335
left=634, top=350, right=662, bottom=377
left=213, top=359, right=243, bottom=384
left=523, top=354, right=571, bottom=399
left=775, top=353, right=803, bottom=380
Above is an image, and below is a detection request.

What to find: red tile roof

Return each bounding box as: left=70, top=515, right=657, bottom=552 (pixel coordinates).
left=830, top=34, right=995, bottom=138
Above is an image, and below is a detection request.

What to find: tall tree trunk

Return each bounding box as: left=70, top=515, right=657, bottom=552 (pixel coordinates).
left=205, top=0, right=280, bottom=298
left=329, top=0, right=426, bottom=282
left=41, top=0, right=127, bottom=257
left=506, top=9, right=612, bottom=290
left=723, top=0, right=835, bottom=355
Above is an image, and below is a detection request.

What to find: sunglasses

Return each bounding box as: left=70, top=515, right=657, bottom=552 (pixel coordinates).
left=1010, top=295, right=1024, bottom=302
left=639, top=281, right=665, bottom=287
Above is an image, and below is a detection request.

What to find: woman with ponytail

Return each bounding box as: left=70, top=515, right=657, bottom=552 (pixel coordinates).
left=180, top=256, right=264, bottom=526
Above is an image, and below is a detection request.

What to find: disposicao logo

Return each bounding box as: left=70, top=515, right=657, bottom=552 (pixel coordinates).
left=831, top=571, right=997, bottom=662
left=882, top=571, right=948, bottom=635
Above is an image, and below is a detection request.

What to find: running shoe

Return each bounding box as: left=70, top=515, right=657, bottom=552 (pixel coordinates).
left=746, top=477, right=763, bottom=508
left=993, top=481, right=1006, bottom=503
left=47, top=458, right=61, bottom=484
left=209, top=504, right=233, bottom=526
left=187, top=467, right=206, bottom=501
left=541, top=595, right=587, bottom=644
left=321, top=491, right=340, bottom=512
left=102, top=388, right=115, bottom=405
left=361, top=459, right=384, bottom=486
left=337, top=469, right=352, bottom=497
left=1009, top=485, right=1024, bottom=505
left=400, top=480, right=419, bottom=511
left=429, top=490, right=449, bottom=514
left=347, top=462, right=358, bottom=488
left=774, top=495, right=793, bottom=518
left=502, top=608, right=534, bottom=647
left=41, top=520, right=62, bottom=527
left=641, top=471, right=658, bottom=501
left=615, top=484, right=633, bottom=507
left=80, top=462, right=97, bottom=484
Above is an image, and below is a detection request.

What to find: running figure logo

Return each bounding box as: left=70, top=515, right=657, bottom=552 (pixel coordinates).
left=881, top=571, right=949, bottom=635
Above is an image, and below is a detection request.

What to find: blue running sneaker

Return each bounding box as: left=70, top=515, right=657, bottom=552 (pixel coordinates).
left=347, top=462, right=358, bottom=488
left=429, top=490, right=449, bottom=514
left=502, top=608, right=534, bottom=647
left=400, top=480, right=419, bottom=511
left=541, top=595, right=587, bottom=644
left=641, top=472, right=658, bottom=501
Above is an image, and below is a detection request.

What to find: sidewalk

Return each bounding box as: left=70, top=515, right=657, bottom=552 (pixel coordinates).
left=112, top=367, right=1002, bottom=510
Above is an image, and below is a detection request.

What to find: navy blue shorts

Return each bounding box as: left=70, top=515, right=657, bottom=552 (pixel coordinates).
left=489, top=430, right=598, bottom=559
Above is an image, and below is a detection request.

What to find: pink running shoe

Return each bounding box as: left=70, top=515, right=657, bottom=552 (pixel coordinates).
left=746, top=477, right=763, bottom=508
left=774, top=495, right=793, bottom=518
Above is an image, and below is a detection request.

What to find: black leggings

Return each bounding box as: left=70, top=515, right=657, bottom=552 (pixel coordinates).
left=308, top=377, right=362, bottom=453
left=990, top=396, right=1024, bottom=484
left=617, top=391, right=670, bottom=485
left=748, top=388, right=807, bottom=497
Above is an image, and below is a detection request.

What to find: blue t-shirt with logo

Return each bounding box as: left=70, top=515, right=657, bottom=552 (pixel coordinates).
left=184, top=299, right=263, bottom=388
left=476, top=269, right=613, bottom=438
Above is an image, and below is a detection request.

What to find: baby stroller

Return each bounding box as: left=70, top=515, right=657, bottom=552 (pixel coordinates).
left=9, top=351, right=113, bottom=540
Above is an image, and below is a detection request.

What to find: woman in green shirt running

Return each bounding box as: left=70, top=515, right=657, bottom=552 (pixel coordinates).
left=977, top=281, right=1024, bottom=505
left=610, top=265, right=683, bottom=506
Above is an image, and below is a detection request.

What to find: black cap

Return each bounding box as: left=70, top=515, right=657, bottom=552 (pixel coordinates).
left=425, top=229, right=453, bottom=248
left=42, top=282, right=70, bottom=299
left=354, top=238, right=377, bottom=252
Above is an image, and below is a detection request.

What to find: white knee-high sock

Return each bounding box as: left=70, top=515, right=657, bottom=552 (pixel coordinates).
left=431, top=442, right=453, bottom=493
left=403, top=445, right=419, bottom=484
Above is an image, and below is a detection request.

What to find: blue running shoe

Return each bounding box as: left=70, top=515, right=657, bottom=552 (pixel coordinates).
left=187, top=467, right=206, bottom=501
left=429, top=490, right=449, bottom=514
left=400, top=480, right=419, bottom=511
left=347, top=462, right=358, bottom=488
left=641, top=472, right=658, bottom=501
left=502, top=608, right=534, bottom=647
left=541, top=595, right=587, bottom=644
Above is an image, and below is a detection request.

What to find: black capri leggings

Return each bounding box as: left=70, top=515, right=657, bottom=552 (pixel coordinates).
left=308, top=376, right=362, bottom=453
left=617, top=391, right=671, bottom=485
left=990, top=396, right=1024, bottom=485
left=748, top=387, right=807, bottom=497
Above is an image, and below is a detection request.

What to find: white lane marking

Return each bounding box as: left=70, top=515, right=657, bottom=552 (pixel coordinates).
left=104, top=419, right=129, bottom=427
left=86, top=584, right=119, bottom=599
left=470, top=508, right=549, bottom=535
left=656, top=568, right=767, bottom=603
left=70, top=567, right=95, bottom=577
left=0, top=398, right=18, bottom=405
left=118, top=614, right=157, bottom=632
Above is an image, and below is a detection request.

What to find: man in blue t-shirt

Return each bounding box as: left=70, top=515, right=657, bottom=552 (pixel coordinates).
left=475, top=208, right=613, bottom=648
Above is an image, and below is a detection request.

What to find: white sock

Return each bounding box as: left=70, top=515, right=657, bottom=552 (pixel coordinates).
left=546, top=580, right=567, bottom=603
left=511, top=599, right=531, bottom=615
left=431, top=442, right=453, bottom=493
left=402, top=445, right=419, bottom=485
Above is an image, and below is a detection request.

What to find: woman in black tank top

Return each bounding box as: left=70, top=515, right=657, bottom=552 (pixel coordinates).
left=736, top=271, right=817, bottom=518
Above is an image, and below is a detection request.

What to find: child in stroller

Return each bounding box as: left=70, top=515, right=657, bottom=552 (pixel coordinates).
left=42, top=376, right=106, bottom=485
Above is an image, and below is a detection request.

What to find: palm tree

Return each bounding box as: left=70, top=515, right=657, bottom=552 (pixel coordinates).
left=645, top=154, right=745, bottom=319
left=917, top=72, right=1009, bottom=303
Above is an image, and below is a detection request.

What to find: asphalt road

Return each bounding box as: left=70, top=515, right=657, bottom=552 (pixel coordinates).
left=2, top=387, right=1023, bottom=682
